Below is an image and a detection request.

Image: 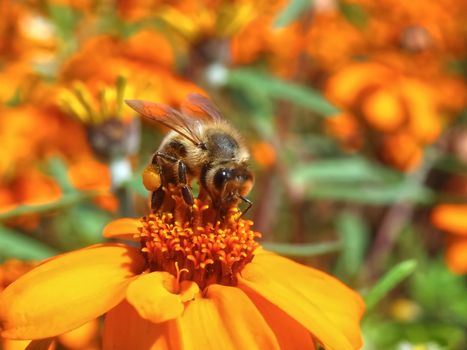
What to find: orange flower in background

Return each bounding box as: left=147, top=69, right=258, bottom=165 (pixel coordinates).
left=59, top=31, right=203, bottom=108
left=355, top=0, right=467, bottom=56
left=0, top=200, right=364, bottom=349
left=0, top=259, right=37, bottom=350
left=325, top=62, right=445, bottom=171
left=431, top=204, right=467, bottom=274
left=0, top=101, right=96, bottom=223
left=0, top=167, right=62, bottom=230
left=252, top=141, right=277, bottom=168
left=0, top=1, right=57, bottom=66
left=0, top=102, right=92, bottom=178
left=0, top=169, right=62, bottom=230
left=231, top=1, right=310, bottom=77
left=0, top=260, right=37, bottom=291
left=304, top=9, right=367, bottom=71
left=325, top=113, right=363, bottom=152
left=68, top=157, right=118, bottom=212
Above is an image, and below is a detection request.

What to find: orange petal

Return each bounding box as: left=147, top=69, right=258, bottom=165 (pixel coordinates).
left=25, top=338, right=54, bottom=350
left=238, top=250, right=364, bottom=350
left=243, top=287, right=316, bottom=349
left=2, top=339, right=32, bottom=350
left=103, top=218, right=142, bottom=240
left=58, top=319, right=99, bottom=349
left=432, top=205, right=467, bottom=236
left=178, top=285, right=280, bottom=349
left=178, top=280, right=200, bottom=303
left=126, top=272, right=184, bottom=323
left=103, top=300, right=182, bottom=350
left=446, top=238, right=467, bottom=274
left=0, top=244, right=145, bottom=340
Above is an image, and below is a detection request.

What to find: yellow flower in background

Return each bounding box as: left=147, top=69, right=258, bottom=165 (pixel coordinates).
left=0, top=199, right=364, bottom=349
left=117, top=0, right=257, bottom=42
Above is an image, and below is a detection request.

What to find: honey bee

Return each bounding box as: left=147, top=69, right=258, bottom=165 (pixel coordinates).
left=126, top=93, right=254, bottom=216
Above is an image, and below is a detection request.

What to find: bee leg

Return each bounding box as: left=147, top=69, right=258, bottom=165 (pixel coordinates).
left=238, top=195, right=252, bottom=218
left=150, top=187, right=165, bottom=212
left=154, top=152, right=194, bottom=206
left=178, top=161, right=194, bottom=206
left=154, top=151, right=179, bottom=164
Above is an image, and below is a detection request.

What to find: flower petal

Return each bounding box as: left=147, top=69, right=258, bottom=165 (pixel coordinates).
left=432, top=204, right=467, bottom=236
left=446, top=238, right=467, bottom=274
left=0, top=244, right=145, bottom=340
left=2, top=339, right=32, bottom=350
left=103, top=218, right=141, bottom=240
left=58, top=320, right=99, bottom=349
left=243, top=287, right=316, bottom=349
left=238, top=250, right=364, bottom=350
left=103, top=300, right=181, bottom=350
left=126, top=272, right=185, bottom=323
left=178, top=285, right=280, bottom=350
left=25, top=338, right=54, bottom=350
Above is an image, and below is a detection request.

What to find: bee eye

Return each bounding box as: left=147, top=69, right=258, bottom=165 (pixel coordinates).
left=214, top=169, right=232, bottom=189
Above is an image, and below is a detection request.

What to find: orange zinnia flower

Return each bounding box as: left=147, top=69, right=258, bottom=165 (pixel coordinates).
left=431, top=204, right=467, bottom=274
left=325, top=62, right=445, bottom=171
left=0, top=260, right=100, bottom=350
left=0, top=196, right=364, bottom=349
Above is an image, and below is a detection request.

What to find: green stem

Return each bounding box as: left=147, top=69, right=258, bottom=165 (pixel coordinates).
left=0, top=191, right=99, bottom=222
left=261, top=241, right=342, bottom=257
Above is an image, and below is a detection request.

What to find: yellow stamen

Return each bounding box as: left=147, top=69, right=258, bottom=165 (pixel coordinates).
left=137, top=197, right=260, bottom=289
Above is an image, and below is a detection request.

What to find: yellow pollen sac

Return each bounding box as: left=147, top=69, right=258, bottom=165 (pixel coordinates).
left=137, top=199, right=260, bottom=290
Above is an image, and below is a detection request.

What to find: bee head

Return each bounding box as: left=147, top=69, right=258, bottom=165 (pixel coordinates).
left=211, top=165, right=254, bottom=206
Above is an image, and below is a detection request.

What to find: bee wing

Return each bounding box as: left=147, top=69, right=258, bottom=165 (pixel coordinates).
left=181, top=93, right=224, bottom=122
left=126, top=99, right=204, bottom=146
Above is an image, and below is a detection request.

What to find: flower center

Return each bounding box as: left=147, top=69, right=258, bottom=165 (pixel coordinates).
left=136, top=199, right=260, bottom=290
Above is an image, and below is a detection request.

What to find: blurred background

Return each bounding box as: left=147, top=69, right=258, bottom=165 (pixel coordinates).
left=0, top=0, right=466, bottom=349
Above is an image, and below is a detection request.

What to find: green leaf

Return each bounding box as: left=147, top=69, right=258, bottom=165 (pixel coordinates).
left=0, top=191, right=99, bottom=222
left=0, top=226, right=58, bottom=260
left=411, top=260, right=467, bottom=324
left=304, top=180, right=434, bottom=204
left=48, top=4, right=81, bottom=39
left=5, top=88, right=22, bottom=107
left=47, top=4, right=80, bottom=56
left=362, top=315, right=466, bottom=350
left=292, top=157, right=399, bottom=185
left=46, top=157, right=75, bottom=192
left=365, top=260, right=417, bottom=311
left=334, top=211, right=369, bottom=279
left=234, top=89, right=276, bottom=137
left=340, top=2, right=368, bottom=29
left=228, top=68, right=339, bottom=116
left=274, top=0, right=313, bottom=28
left=261, top=241, right=341, bottom=257
left=53, top=206, right=108, bottom=249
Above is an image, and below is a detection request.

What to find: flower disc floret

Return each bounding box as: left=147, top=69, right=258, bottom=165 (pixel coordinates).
left=137, top=202, right=260, bottom=289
